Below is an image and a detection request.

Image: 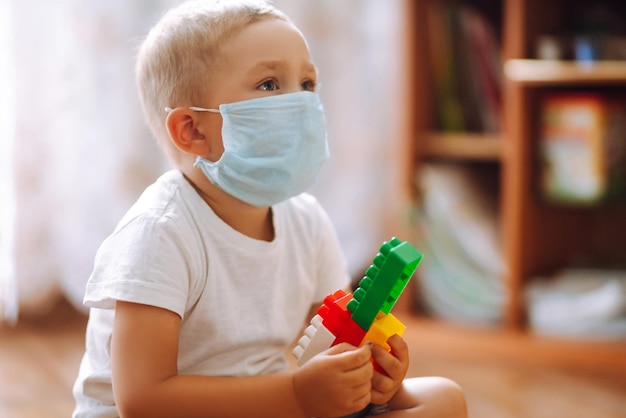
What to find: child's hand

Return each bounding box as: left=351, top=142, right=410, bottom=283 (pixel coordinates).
left=292, top=343, right=373, bottom=417
left=369, top=334, right=410, bottom=405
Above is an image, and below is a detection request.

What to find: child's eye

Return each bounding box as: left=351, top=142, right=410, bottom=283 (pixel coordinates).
left=301, top=79, right=316, bottom=92
left=258, top=79, right=278, bottom=91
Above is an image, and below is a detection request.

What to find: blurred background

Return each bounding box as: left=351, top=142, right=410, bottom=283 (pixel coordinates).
left=1, top=0, right=626, bottom=417
left=0, top=0, right=409, bottom=320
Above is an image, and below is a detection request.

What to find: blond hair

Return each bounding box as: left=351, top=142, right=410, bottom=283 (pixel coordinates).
left=136, top=0, right=288, bottom=164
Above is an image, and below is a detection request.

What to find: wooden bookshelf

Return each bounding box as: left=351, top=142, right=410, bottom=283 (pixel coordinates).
left=423, top=133, right=502, bottom=161
left=505, top=59, right=626, bottom=85
left=403, top=0, right=626, bottom=373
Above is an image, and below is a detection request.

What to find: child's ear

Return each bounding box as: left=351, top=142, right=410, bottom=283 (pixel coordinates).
left=165, top=108, right=210, bottom=156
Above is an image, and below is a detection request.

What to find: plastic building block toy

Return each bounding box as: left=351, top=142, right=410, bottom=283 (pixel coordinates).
left=317, top=290, right=352, bottom=337
left=292, top=237, right=423, bottom=366
left=292, top=314, right=336, bottom=365
left=348, top=237, right=423, bottom=331
left=362, top=312, right=406, bottom=351
left=317, top=289, right=366, bottom=347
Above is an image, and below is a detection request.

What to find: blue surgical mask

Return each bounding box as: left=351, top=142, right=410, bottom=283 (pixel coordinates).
left=188, top=91, right=329, bottom=207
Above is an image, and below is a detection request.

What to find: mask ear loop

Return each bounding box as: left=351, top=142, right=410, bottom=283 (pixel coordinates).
left=164, top=106, right=221, bottom=113
left=189, top=106, right=220, bottom=113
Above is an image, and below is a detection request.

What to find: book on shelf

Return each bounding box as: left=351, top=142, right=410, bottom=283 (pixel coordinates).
left=539, top=93, right=626, bottom=205
left=412, top=163, right=506, bottom=326
left=426, top=0, right=464, bottom=132
left=425, top=1, right=502, bottom=133
left=526, top=269, right=626, bottom=340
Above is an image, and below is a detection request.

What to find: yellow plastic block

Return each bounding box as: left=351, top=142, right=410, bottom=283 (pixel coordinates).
left=361, top=312, right=406, bottom=351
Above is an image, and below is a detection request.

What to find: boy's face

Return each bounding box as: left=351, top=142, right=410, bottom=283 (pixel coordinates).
left=200, top=18, right=318, bottom=160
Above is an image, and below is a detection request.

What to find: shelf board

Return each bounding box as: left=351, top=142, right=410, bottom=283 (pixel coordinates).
left=505, top=59, right=626, bottom=85
left=422, top=132, right=503, bottom=161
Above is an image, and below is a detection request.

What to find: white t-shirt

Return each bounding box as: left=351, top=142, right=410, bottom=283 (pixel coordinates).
left=72, top=170, right=350, bottom=417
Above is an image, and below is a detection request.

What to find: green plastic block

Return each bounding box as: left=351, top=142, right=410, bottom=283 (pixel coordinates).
left=347, top=237, right=423, bottom=331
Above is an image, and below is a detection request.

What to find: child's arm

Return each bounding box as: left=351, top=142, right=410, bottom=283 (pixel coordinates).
left=111, top=301, right=374, bottom=418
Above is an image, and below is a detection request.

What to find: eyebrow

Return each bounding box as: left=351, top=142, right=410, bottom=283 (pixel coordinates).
left=247, top=60, right=317, bottom=76
left=248, top=60, right=279, bottom=75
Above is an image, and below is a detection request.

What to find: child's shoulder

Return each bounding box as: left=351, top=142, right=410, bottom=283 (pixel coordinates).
left=113, top=170, right=199, bottom=233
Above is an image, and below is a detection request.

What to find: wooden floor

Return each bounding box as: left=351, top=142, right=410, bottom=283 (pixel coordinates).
left=1, top=300, right=625, bottom=418
left=401, top=316, right=626, bottom=418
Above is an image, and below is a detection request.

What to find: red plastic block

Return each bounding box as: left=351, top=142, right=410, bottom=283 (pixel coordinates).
left=317, top=290, right=352, bottom=337
left=332, top=318, right=367, bottom=347
left=317, top=289, right=366, bottom=347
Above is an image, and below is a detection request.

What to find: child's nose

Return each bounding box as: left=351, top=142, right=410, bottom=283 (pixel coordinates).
left=283, top=80, right=305, bottom=94
left=284, top=86, right=300, bottom=94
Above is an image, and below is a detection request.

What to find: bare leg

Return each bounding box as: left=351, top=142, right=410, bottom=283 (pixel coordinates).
left=381, top=377, right=467, bottom=418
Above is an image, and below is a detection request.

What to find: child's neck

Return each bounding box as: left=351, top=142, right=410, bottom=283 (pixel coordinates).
left=186, top=173, right=275, bottom=242
left=220, top=203, right=275, bottom=242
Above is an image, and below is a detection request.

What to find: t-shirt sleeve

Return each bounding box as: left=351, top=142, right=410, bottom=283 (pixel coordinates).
left=83, top=212, right=194, bottom=318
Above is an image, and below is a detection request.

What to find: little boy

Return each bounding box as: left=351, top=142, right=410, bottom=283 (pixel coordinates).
left=72, top=1, right=467, bottom=417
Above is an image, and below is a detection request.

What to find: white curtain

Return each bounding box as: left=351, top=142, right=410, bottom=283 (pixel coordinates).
left=0, top=0, right=17, bottom=323
left=0, top=0, right=408, bottom=322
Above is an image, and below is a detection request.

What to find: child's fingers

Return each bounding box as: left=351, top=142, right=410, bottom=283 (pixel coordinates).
left=371, top=369, right=395, bottom=393
left=325, top=342, right=359, bottom=354
left=324, top=343, right=372, bottom=370
left=370, top=339, right=407, bottom=380
left=342, top=357, right=374, bottom=387
left=351, top=385, right=374, bottom=411
left=387, top=334, right=409, bottom=362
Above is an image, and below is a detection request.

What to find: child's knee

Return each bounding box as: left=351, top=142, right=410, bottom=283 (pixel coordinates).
left=436, top=377, right=465, bottom=407
left=403, top=376, right=467, bottom=418
left=429, top=377, right=467, bottom=417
